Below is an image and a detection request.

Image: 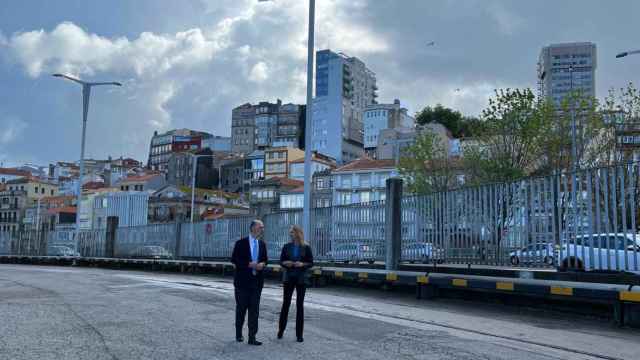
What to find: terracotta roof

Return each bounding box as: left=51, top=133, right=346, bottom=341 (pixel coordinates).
left=271, top=177, right=304, bottom=188
left=286, top=186, right=305, bottom=193
left=47, top=206, right=77, bottom=215
left=0, top=168, right=31, bottom=177
left=84, top=187, right=118, bottom=194
left=120, top=173, right=162, bottom=183
left=82, top=181, right=106, bottom=190
left=334, top=158, right=396, bottom=172
left=42, top=195, right=74, bottom=203
left=201, top=208, right=225, bottom=220
left=6, top=177, right=56, bottom=185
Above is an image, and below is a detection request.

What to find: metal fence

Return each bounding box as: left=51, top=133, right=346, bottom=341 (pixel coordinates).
left=400, top=163, right=640, bottom=271
left=180, top=216, right=253, bottom=259
left=115, top=223, right=178, bottom=258
left=330, top=201, right=385, bottom=264
left=76, top=230, right=107, bottom=257
left=1, top=162, right=639, bottom=272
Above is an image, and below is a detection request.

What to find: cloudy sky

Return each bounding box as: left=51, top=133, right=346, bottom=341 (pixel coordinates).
left=1, top=0, right=639, bottom=167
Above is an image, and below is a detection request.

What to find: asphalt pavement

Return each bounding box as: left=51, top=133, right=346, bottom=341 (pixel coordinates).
left=0, top=264, right=638, bottom=360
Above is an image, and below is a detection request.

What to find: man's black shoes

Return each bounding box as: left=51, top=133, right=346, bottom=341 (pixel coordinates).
left=248, top=339, right=262, bottom=346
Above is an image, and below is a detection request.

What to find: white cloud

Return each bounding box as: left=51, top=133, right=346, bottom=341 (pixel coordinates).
left=0, top=116, right=27, bottom=145
left=0, top=1, right=485, bottom=165
left=249, top=61, right=269, bottom=82
left=5, top=22, right=228, bottom=78
left=487, top=3, right=525, bottom=36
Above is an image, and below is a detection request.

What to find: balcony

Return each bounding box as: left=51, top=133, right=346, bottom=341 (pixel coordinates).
left=615, top=123, right=640, bottom=133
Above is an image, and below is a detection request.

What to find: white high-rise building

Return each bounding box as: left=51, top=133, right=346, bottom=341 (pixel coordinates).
left=363, top=99, right=415, bottom=158
left=538, top=42, right=597, bottom=105
left=312, top=50, right=378, bottom=164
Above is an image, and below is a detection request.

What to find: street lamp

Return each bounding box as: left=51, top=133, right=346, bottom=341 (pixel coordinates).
left=567, top=65, right=577, bottom=174
left=52, top=74, right=121, bottom=244
left=258, top=0, right=315, bottom=239
left=566, top=65, right=580, bottom=261
left=616, top=49, right=640, bottom=58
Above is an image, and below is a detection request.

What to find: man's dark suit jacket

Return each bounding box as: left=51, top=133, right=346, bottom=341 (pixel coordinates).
left=231, top=236, right=268, bottom=289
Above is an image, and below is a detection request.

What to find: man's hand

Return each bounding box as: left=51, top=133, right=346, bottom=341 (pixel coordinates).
left=282, top=261, right=294, bottom=268
left=248, top=261, right=257, bottom=269
left=256, top=262, right=265, bottom=271
left=294, top=261, right=304, bottom=268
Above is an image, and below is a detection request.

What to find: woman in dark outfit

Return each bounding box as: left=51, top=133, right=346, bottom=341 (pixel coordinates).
left=277, top=225, right=314, bottom=342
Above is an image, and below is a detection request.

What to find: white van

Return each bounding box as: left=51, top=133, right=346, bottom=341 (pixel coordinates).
left=558, top=233, right=640, bottom=273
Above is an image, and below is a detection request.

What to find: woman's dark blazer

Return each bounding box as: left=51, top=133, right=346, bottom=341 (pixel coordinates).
left=279, top=243, right=314, bottom=284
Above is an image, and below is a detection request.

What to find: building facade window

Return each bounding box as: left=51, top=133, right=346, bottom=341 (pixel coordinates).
left=341, top=175, right=352, bottom=188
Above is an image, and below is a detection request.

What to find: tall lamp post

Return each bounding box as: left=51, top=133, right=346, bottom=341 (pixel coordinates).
left=258, top=0, right=315, bottom=240
left=52, top=74, right=121, bottom=244
left=566, top=65, right=580, bottom=251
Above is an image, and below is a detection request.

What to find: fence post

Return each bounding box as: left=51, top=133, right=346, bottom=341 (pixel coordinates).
left=175, top=221, right=182, bottom=259
left=39, top=227, right=47, bottom=256
left=385, top=177, right=403, bottom=270
left=105, top=216, right=119, bottom=258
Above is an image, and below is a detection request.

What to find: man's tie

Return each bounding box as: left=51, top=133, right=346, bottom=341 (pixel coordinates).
left=251, top=239, right=257, bottom=275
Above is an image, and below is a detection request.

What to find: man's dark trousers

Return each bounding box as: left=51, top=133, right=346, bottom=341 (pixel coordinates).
left=235, top=282, right=263, bottom=339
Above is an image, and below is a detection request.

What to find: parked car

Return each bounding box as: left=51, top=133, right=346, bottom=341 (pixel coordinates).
left=330, top=243, right=377, bottom=264
left=403, top=242, right=444, bottom=264
left=509, top=243, right=556, bottom=266
left=132, top=246, right=173, bottom=260
left=558, top=233, right=640, bottom=273
left=48, top=246, right=80, bottom=257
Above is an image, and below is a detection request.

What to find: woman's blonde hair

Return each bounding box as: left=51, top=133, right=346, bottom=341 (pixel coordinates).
left=290, top=225, right=305, bottom=246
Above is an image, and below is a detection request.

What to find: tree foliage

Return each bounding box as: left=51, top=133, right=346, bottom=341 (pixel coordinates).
left=403, top=83, right=640, bottom=194
left=399, top=129, right=458, bottom=194
left=415, top=104, right=482, bottom=138
left=462, top=88, right=556, bottom=184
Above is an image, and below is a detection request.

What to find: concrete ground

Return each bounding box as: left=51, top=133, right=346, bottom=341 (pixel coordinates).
left=0, top=264, right=638, bottom=360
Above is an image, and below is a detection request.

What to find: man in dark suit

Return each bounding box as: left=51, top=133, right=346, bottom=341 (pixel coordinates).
left=231, top=219, right=268, bottom=345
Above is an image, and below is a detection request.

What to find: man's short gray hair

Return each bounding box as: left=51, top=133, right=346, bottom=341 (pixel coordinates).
left=250, top=219, right=264, bottom=230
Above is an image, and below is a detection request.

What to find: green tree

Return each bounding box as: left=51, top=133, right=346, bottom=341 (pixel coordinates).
left=601, top=83, right=640, bottom=227
left=603, top=82, right=640, bottom=164
left=415, top=104, right=480, bottom=138
left=462, top=88, right=555, bottom=184
left=399, top=129, right=458, bottom=194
